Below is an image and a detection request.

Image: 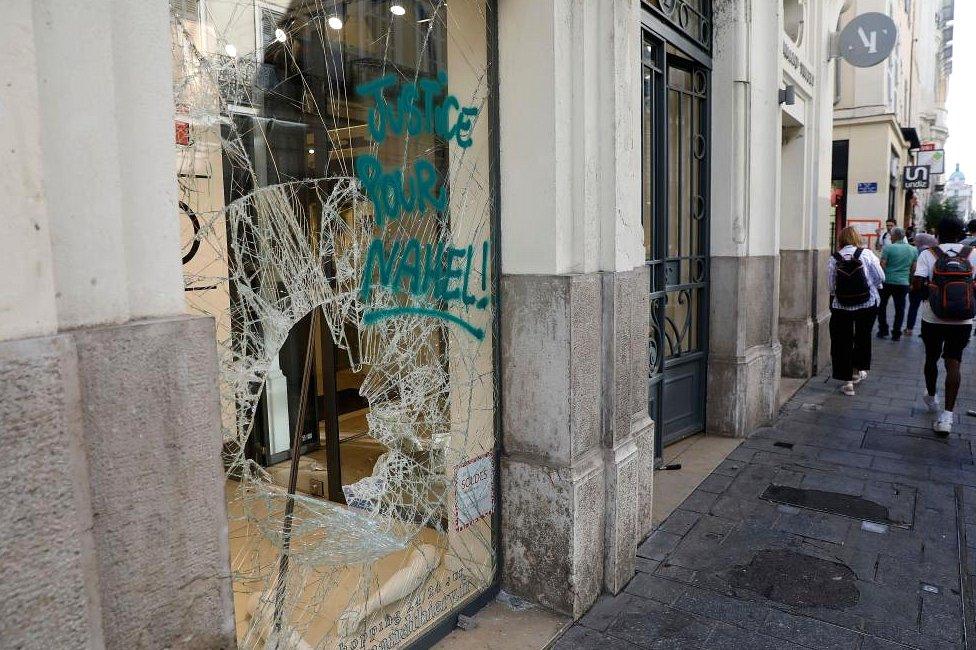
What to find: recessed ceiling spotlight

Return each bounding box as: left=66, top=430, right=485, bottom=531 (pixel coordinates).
left=275, top=28, right=287, bottom=43
left=390, top=4, right=406, bottom=16
left=224, top=43, right=238, bottom=57
left=327, top=15, right=343, bottom=30
left=308, top=148, right=315, bottom=154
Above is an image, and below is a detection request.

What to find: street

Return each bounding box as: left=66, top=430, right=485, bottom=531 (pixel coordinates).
left=558, top=333, right=976, bottom=649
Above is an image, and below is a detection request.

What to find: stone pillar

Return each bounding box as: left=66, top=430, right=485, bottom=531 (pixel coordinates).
left=778, top=0, right=845, bottom=380
left=780, top=250, right=828, bottom=377
left=500, top=274, right=606, bottom=616
left=0, top=2, right=237, bottom=646
left=73, top=316, right=235, bottom=649
left=707, top=0, right=783, bottom=436
left=498, top=0, right=651, bottom=616
left=0, top=335, right=105, bottom=648
left=109, top=0, right=187, bottom=319
left=601, top=267, right=654, bottom=592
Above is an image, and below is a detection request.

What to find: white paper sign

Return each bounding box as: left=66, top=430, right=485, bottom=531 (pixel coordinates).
left=454, top=453, right=494, bottom=531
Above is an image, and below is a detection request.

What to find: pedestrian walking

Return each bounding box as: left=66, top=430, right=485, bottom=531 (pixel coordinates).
left=912, top=218, right=976, bottom=435
left=828, top=226, right=885, bottom=396
left=877, top=228, right=917, bottom=341
left=905, top=231, right=938, bottom=335
left=876, top=218, right=897, bottom=251
left=962, top=219, right=976, bottom=246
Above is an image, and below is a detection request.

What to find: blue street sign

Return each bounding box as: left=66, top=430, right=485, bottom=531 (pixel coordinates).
left=857, top=182, right=878, bottom=194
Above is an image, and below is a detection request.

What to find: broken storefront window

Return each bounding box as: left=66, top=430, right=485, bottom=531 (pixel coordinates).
left=173, top=1, right=496, bottom=647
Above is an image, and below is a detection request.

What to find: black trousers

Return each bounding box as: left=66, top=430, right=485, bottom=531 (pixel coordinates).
left=830, top=306, right=877, bottom=381
left=877, top=283, right=909, bottom=335
left=907, top=287, right=927, bottom=330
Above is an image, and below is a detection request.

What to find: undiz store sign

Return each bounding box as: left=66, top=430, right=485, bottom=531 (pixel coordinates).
left=355, top=74, right=490, bottom=340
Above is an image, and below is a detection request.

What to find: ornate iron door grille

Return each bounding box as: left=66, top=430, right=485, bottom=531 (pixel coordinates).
left=642, top=27, right=711, bottom=460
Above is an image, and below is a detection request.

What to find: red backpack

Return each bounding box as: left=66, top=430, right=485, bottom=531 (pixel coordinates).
left=928, top=246, right=976, bottom=320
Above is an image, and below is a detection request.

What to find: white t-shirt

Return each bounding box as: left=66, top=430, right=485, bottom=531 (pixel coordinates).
left=914, top=243, right=976, bottom=325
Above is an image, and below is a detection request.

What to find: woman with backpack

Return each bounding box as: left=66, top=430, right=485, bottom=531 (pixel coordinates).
left=911, top=218, right=976, bottom=435
left=828, top=226, right=885, bottom=396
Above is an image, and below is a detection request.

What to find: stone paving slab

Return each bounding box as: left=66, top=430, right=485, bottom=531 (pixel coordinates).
left=555, top=334, right=976, bottom=649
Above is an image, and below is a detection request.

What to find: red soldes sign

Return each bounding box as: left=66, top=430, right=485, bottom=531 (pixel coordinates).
left=175, top=121, right=190, bottom=146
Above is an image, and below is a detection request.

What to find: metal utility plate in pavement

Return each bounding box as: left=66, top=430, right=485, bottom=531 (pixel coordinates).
left=760, top=484, right=912, bottom=527
left=862, top=426, right=972, bottom=465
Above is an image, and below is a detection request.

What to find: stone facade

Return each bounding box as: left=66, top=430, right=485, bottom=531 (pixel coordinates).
left=500, top=268, right=653, bottom=616
left=706, top=256, right=782, bottom=437
left=779, top=249, right=832, bottom=379
left=0, top=316, right=235, bottom=649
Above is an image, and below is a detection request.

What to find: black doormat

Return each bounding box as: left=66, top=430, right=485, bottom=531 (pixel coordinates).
left=727, top=549, right=859, bottom=609
left=760, top=484, right=901, bottom=525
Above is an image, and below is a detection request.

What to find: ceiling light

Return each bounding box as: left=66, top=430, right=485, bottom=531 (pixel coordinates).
left=308, top=148, right=315, bottom=154
left=275, top=28, right=287, bottom=43
left=390, top=4, right=406, bottom=15
left=327, top=15, right=343, bottom=30
left=224, top=43, right=238, bottom=57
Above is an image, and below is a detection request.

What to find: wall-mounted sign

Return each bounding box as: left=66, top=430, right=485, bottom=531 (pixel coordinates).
left=903, top=165, right=931, bottom=190
left=857, top=182, right=879, bottom=194
left=454, top=453, right=494, bottom=531
left=837, top=13, right=898, bottom=68
left=782, top=39, right=815, bottom=86
left=175, top=121, right=191, bottom=146
left=916, top=149, right=946, bottom=175
left=920, top=142, right=937, bottom=152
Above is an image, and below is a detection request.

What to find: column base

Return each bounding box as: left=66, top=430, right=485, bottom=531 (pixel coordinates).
left=603, top=438, right=639, bottom=594
left=707, top=342, right=782, bottom=437
left=500, top=451, right=605, bottom=617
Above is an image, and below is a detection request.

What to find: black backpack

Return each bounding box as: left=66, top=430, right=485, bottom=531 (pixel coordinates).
left=928, top=246, right=976, bottom=320
left=832, top=248, right=871, bottom=307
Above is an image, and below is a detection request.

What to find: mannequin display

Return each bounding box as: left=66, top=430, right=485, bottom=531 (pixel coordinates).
left=336, top=543, right=442, bottom=638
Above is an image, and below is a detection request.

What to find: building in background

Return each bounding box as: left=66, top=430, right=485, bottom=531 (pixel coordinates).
left=911, top=0, right=954, bottom=214
left=832, top=0, right=954, bottom=239
left=945, top=164, right=974, bottom=219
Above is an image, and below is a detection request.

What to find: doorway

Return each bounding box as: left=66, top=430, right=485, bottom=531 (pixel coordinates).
left=642, top=30, right=711, bottom=458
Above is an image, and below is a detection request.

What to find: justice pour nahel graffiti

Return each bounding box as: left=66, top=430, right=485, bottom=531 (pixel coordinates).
left=355, top=73, right=490, bottom=340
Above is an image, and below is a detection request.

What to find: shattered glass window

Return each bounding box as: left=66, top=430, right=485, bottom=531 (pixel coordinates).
left=173, top=1, right=496, bottom=646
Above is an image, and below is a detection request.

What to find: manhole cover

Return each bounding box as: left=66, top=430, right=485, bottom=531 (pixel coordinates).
left=761, top=485, right=900, bottom=525
left=862, top=427, right=971, bottom=464
left=727, top=549, right=859, bottom=609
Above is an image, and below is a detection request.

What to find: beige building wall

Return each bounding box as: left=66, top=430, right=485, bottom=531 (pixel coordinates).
left=834, top=0, right=918, bottom=231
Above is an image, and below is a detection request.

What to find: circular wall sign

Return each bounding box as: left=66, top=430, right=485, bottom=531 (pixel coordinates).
left=838, top=12, right=898, bottom=68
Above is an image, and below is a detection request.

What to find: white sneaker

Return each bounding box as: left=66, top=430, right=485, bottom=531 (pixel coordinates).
left=841, top=382, right=856, bottom=396
left=924, top=394, right=941, bottom=413
left=934, top=410, right=953, bottom=436
left=852, top=371, right=868, bottom=385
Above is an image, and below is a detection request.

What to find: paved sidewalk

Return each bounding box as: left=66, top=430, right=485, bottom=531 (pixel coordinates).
left=557, top=333, right=976, bottom=649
